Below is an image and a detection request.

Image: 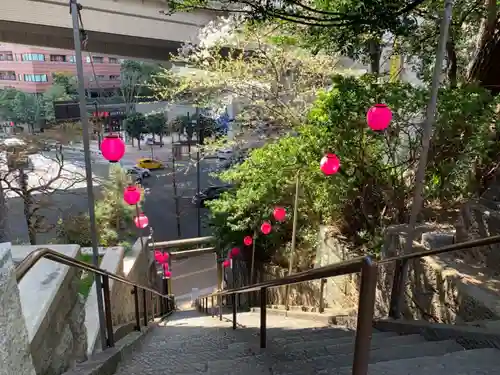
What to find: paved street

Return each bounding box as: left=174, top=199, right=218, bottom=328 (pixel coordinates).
left=4, top=145, right=222, bottom=242
left=4, top=140, right=224, bottom=296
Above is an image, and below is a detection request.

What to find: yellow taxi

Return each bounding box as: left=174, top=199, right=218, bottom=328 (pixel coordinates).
left=137, top=158, right=164, bottom=170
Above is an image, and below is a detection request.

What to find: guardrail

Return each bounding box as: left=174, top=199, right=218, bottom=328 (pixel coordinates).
left=196, top=256, right=378, bottom=375
left=196, top=234, right=500, bottom=375
left=15, top=247, right=173, bottom=349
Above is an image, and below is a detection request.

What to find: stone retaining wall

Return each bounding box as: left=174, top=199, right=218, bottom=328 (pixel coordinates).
left=0, top=242, right=37, bottom=375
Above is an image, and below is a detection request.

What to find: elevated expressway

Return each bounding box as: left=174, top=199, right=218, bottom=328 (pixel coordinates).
left=0, top=0, right=219, bottom=61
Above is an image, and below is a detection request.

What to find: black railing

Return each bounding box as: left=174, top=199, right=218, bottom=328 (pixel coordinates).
left=15, top=247, right=173, bottom=349
left=196, top=256, right=378, bottom=375
left=196, top=234, right=500, bottom=375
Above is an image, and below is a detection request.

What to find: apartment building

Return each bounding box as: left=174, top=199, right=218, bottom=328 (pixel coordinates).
left=0, top=43, right=122, bottom=94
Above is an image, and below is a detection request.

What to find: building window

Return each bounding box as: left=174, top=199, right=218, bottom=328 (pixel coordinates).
left=0, top=52, right=14, bottom=61
left=0, top=71, right=16, bottom=80
left=108, top=57, right=118, bottom=64
left=109, top=75, right=120, bottom=80
left=85, top=56, right=91, bottom=63
left=22, top=53, right=45, bottom=61
left=50, top=54, right=67, bottom=62
left=68, top=55, right=76, bottom=63
left=92, top=56, right=104, bottom=63
left=96, top=75, right=106, bottom=80
left=24, top=74, right=48, bottom=82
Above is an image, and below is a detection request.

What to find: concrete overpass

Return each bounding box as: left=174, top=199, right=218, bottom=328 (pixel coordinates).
left=0, top=0, right=219, bottom=61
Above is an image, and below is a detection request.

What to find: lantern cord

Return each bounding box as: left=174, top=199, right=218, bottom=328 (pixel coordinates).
left=73, top=4, right=106, bottom=101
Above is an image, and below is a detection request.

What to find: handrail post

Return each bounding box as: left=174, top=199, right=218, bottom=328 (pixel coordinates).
left=101, top=275, right=114, bottom=347
left=211, top=296, right=214, bottom=317
left=260, top=288, right=267, bottom=348
left=219, top=294, right=222, bottom=321
left=142, top=289, right=148, bottom=326
left=319, top=278, right=326, bottom=313
left=389, top=259, right=404, bottom=319
left=132, top=286, right=141, bottom=331
left=352, top=257, right=378, bottom=375
left=232, top=294, right=237, bottom=329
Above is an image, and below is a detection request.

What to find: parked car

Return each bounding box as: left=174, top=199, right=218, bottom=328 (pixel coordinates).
left=192, top=185, right=233, bottom=207
left=217, top=148, right=234, bottom=160
left=146, top=138, right=165, bottom=146
left=125, top=165, right=151, bottom=178
left=137, top=158, right=164, bottom=170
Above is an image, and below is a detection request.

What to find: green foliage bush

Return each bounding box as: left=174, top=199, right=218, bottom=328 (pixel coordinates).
left=56, top=166, right=138, bottom=247
left=208, top=74, right=500, bottom=264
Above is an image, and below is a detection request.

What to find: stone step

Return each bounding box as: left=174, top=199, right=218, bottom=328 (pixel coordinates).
left=270, top=327, right=380, bottom=344
left=332, top=348, right=500, bottom=375
left=281, top=333, right=425, bottom=358
left=272, top=339, right=463, bottom=374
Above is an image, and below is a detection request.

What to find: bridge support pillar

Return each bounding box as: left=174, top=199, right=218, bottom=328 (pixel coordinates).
left=0, top=242, right=37, bottom=375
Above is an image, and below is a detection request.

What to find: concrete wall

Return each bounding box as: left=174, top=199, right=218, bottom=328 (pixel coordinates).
left=0, top=242, right=37, bottom=375
left=12, top=244, right=87, bottom=375
left=85, top=238, right=155, bottom=356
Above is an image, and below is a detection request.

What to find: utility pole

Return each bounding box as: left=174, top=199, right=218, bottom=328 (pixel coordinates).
left=196, top=108, right=201, bottom=237
left=392, top=0, right=454, bottom=318
left=285, top=172, right=300, bottom=311
left=171, top=142, right=181, bottom=238
left=70, top=0, right=107, bottom=351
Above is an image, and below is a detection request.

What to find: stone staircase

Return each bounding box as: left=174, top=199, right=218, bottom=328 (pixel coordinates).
left=111, top=309, right=500, bottom=375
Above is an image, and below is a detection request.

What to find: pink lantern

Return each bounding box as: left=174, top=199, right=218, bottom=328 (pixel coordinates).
left=320, top=153, right=340, bottom=176
left=243, top=236, right=253, bottom=246
left=223, top=259, right=231, bottom=268
left=366, top=104, right=392, bottom=131
left=134, top=213, right=149, bottom=229
left=154, top=251, right=169, bottom=264
left=164, top=270, right=172, bottom=279
left=230, top=247, right=240, bottom=258
left=123, top=185, right=141, bottom=205
left=273, top=207, right=286, bottom=222
left=101, top=134, right=126, bottom=163
left=261, top=221, right=272, bottom=235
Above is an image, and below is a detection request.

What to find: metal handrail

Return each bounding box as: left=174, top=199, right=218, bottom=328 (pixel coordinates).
left=15, top=247, right=174, bottom=350
left=16, top=247, right=171, bottom=299
left=379, top=234, right=500, bottom=265
left=196, top=256, right=378, bottom=375
left=205, top=256, right=366, bottom=297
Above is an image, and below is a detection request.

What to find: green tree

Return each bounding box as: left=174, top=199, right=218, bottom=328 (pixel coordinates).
left=207, top=74, right=500, bottom=263
left=124, top=112, right=147, bottom=149
left=120, top=60, right=162, bottom=113
left=51, top=72, right=77, bottom=96
left=56, top=165, right=137, bottom=246
left=10, top=91, right=45, bottom=132
left=146, top=112, right=168, bottom=146
left=155, top=23, right=339, bottom=136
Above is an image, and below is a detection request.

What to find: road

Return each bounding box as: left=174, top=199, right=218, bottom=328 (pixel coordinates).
left=4, top=141, right=224, bottom=297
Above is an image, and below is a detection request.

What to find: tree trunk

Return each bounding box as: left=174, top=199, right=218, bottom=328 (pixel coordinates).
left=19, top=169, right=35, bottom=244
left=0, top=182, right=10, bottom=243
left=446, top=35, right=458, bottom=87
left=466, top=0, right=498, bottom=81
left=368, top=39, right=381, bottom=75
left=137, top=137, right=141, bottom=150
